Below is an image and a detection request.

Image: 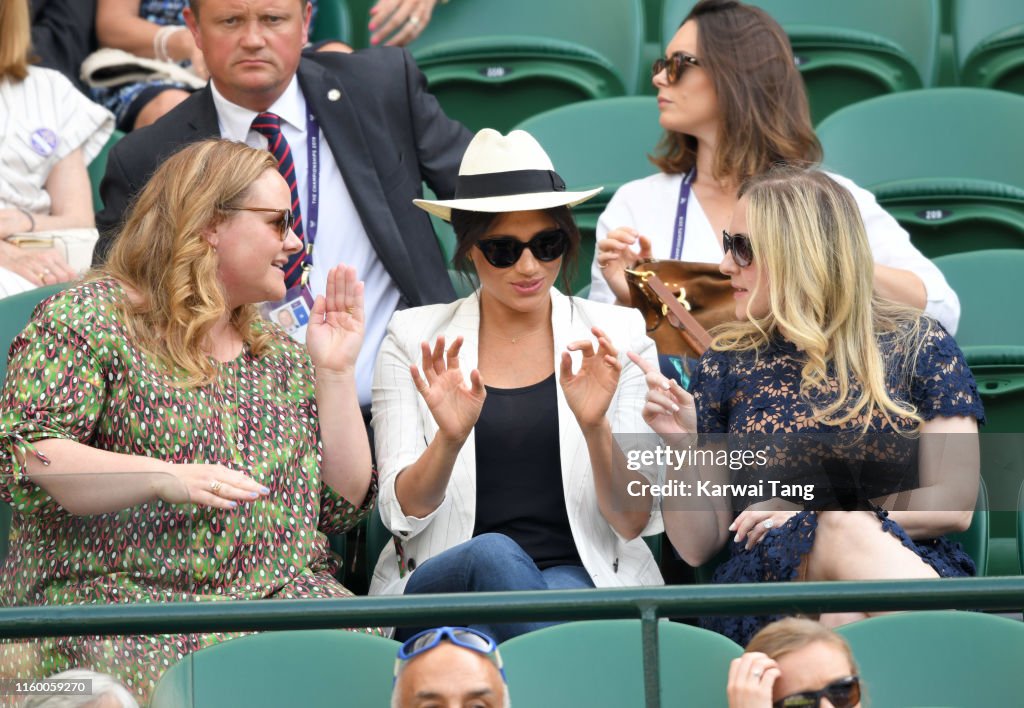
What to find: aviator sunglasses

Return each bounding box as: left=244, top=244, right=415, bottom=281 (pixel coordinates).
left=395, top=627, right=506, bottom=682
left=773, top=675, right=861, bottom=708
left=722, top=229, right=754, bottom=267
left=223, top=206, right=295, bottom=241
left=475, top=228, right=569, bottom=268
left=652, top=51, right=702, bottom=83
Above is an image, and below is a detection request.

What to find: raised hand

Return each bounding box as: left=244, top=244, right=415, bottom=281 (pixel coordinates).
left=627, top=351, right=697, bottom=436
left=306, top=265, right=364, bottom=375
left=411, top=336, right=486, bottom=443
left=726, top=652, right=780, bottom=708
left=155, top=463, right=270, bottom=511
left=560, top=327, right=622, bottom=429
left=595, top=226, right=653, bottom=302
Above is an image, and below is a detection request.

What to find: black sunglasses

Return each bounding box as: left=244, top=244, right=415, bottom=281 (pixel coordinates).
left=773, top=675, right=861, bottom=708
left=224, top=206, right=295, bottom=241
left=722, top=229, right=754, bottom=267
left=475, top=229, right=569, bottom=268
left=652, top=51, right=702, bottom=83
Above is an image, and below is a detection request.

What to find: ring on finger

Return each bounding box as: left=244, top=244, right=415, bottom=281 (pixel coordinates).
left=753, top=669, right=763, bottom=679
left=762, top=518, right=775, bottom=530
left=210, top=479, right=223, bottom=495
left=408, top=14, right=420, bottom=28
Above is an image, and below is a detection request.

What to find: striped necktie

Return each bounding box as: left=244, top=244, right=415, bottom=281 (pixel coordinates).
left=251, top=112, right=305, bottom=288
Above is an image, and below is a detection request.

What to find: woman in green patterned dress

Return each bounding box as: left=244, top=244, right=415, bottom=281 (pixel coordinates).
left=0, top=139, right=378, bottom=701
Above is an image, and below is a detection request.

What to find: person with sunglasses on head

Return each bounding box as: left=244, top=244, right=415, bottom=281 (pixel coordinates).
left=590, top=0, right=959, bottom=345
left=0, top=139, right=379, bottom=702
left=728, top=618, right=862, bottom=708
left=392, top=627, right=510, bottom=708
left=630, top=166, right=982, bottom=646
left=370, top=129, right=664, bottom=641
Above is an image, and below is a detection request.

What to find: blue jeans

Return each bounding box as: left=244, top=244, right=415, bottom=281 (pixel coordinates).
left=395, top=533, right=594, bottom=643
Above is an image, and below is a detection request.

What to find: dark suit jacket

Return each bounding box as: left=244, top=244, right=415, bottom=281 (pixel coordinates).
left=95, top=48, right=472, bottom=307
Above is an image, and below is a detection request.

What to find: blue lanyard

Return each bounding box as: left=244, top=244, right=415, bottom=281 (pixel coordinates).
left=670, top=167, right=696, bottom=260
left=301, top=111, right=321, bottom=275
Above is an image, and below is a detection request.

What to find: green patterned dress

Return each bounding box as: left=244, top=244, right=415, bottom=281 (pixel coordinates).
left=0, top=279, right=379, bottom=701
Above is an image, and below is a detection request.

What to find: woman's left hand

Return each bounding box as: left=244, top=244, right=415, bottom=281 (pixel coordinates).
left=730, top=503, right=800, bottom=550
left=306, top=264, right=364, bottom=375
left=368, top=0, right=437, bottom=46
left=560, top=327, right=621, bottom=429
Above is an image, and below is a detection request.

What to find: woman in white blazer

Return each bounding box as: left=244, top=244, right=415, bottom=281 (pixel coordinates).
left=370, top=129, right=664, bottom=641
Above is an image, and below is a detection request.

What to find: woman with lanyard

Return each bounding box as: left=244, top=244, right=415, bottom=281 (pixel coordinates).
left=589, top=0, right=960, bottom=380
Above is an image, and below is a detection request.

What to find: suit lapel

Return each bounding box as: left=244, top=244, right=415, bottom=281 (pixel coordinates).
left=186, top=87, right=221, bottom=138
left=295, top=59, right=419, bottom=303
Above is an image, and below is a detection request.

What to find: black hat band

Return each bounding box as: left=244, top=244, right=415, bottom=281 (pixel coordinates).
left=455, top=169, right=566, bottom=200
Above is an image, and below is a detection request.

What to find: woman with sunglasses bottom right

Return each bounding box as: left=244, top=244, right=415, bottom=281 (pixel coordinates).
left=369, top=129, right=663, bottom=641
left=729, top=618, right=861, bottom=708
left=632, top=167, right=983, bottom=647
left=591, top=0, right=960, bottom=348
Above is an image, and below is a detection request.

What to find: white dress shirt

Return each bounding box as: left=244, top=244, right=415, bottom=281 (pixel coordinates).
left=211, top=78, right=401, bottom=405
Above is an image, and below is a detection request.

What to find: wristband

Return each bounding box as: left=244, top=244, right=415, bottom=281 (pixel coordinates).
left=16, top=207, right=35, bottom=233
left=154, top=25, right=184, bottom=63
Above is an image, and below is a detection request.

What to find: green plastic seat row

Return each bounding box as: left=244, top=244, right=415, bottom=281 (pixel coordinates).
left=955, top=0, right=1024, bottom=94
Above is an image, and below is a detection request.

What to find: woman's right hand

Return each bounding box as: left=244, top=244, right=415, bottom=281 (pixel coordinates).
left=411, top=335, right=486, bottom=444
left=595, top=226, right=652, bottom=303
left=627, top=352, right=697, bottom=436
left=155, top=463, right=270, bottom=511
left=727, top=652, right=781, bottom=708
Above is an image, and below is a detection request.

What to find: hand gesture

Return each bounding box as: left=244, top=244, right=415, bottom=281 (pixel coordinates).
left=726, top=652, right=780, bottom=708
left=560, top=327, right=622, bottom=430
left=595, top=226, right=652, bottom=302
left=730, top=500, right=801, bottom=550
left=411, top=336, right=486, bottom=443
left=155, top=463, right=270, bottom=511
left=627, top=352, right=696, bottom=436
left=368, top=0, right=437, bottom=46
left=0, top=236, right=78, bottom=287
left=306, top=265, right=364, bottom=376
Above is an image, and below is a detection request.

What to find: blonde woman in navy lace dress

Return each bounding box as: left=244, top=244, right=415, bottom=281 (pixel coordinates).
left=631, top=167, right=983, bottom=646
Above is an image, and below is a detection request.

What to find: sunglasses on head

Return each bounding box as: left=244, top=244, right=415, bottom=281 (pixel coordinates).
left=773, top=675, right=861, bottom=708
left=475, top=228, right=568, bottom=268
left=395, top=627, right=505, bottom=682
left=223, top=206, right=295, bottom=241
left=722, top=229, right=754, bottom=267
left=652, top=51, right=702, bottom=83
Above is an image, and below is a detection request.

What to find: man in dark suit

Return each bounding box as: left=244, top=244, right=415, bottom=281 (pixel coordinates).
left=95, top=0, right=472, bottom=410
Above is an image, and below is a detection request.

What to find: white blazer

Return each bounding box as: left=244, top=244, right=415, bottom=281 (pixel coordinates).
left=369, top=290, right=665, bottom=595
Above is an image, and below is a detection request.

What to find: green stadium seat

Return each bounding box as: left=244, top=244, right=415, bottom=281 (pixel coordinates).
left=310, top=0, right=351, bottom=44
left=818, top=89, right=1024, bottom=258
left=956, top=0, right=1024, bottom=95
left=933, top=250, right=1024, bottom=349
left=836, top=611, right=1024, bottom=707
left=662, top=0, right=939, bottom=123
left=514, top=96, right=663, bottom=294
left=88, top=130, right=125, bottom=212
left=410, top=0, right=644, bottom=132
left=150, top=629, right=401, bottom=707
left=1018, top=480, right=1024, bottom=575
left=366, top=502, right=392, bottom=586
left=499, top=619, right=742, bottom=707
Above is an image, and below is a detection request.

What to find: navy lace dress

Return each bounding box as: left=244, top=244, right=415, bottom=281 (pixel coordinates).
left=691, top=320, right=985, bottom=646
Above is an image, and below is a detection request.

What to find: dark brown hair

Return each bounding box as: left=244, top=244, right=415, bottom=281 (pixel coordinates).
left=651, top=0, right=822, bottom=182
left=450, top=207, right=581, bottom=295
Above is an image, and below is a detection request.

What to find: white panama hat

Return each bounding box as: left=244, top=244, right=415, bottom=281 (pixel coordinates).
left=413, top=129, right=603, bottom=221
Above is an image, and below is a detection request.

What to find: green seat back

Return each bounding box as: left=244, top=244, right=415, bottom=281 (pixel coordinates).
left=0, top=284, right=69, bottom=572
left=956, top=0, right=1024, bottom=94
left=1017, top=480, right=1024, bottom=575
left=366, top=503, right=392, bottom=585
left=662, top=0, right=938, bottom=123
left=88, top=130, right=125, bottom=212
left=818, top=89, right=1024, bottom=257
left=500, top=619, right=742, bottom=707
left=410, top=0, right=644, bottom=131
left=309, top=0, right=351, bottom=44
left=515, top=97, right=663, bottom=294
left=836, top=611, right=1024, bottom=707
left=150, top=629, right=401, bottom=707
left=933, top=250, right=1024, bottom=349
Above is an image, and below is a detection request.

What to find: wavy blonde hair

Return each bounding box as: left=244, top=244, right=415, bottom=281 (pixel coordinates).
left=99, top=140, right=279, bottom=387
left=0, top=0, right=31, bottom=81
left=712, top=167, right=926, bottom=432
